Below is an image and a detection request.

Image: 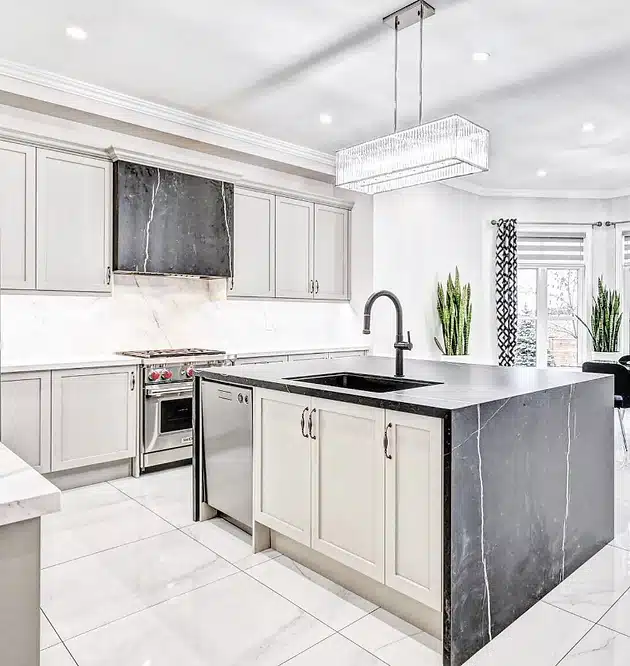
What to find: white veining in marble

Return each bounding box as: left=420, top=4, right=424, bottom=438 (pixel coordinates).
left=544, top=545, right=630, bottom=622
left=476, top=404, right=493, bottom=640
left=341, top=608, right=442, bottom=665
left=562, top=625, right=630, bottom=665
left=0, top=443, right=60, bottom=527
left=41, top=529, right=237, bottom=640
left=65, top=572, right=332, bottom=666
left=143, top=167, right=161, bottom=272
left=222, top=180, right=233, bottom=284
left=248, top=555, right=377, bottom=631
left=562, top=383, right=575, bottom=580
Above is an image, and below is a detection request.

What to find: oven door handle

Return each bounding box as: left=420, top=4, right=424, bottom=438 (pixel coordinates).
left=145, top=386, right=194, bottom=399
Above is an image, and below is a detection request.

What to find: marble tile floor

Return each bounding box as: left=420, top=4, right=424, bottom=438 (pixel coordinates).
left=41, top=452, right=630, bottom=666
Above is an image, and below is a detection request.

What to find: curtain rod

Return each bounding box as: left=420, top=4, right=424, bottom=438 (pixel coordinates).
left=490, top=220, right=630, bottom=227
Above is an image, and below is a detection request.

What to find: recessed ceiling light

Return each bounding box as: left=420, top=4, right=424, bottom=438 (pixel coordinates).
left=582, top=122, right=595, bottom=133
left=66, top=25, right=87, bottom=41
left=536, top=169, right=548, bottom=178
left=472, top=52, right=490, bottom=62
left=319, top=113, right=333, bottom=125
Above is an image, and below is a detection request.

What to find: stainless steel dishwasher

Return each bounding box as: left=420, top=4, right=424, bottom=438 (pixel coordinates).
left=199, top=379, right=253, bottom=531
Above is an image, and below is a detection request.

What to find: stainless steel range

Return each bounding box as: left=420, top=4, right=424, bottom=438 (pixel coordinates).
left=117, top=349, right=228, bottom=473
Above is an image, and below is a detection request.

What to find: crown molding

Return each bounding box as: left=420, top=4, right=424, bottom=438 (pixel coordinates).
left=445, top=179, right=630, bottom=200
left=0, top=58, right=335, bottom=175
left=0, top=125, right=110, bottom=159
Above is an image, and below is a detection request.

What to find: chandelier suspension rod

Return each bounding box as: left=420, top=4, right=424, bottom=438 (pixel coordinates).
left=393, top=16, right=400, bottom=132
left=418, top=3, right=424, bottom=125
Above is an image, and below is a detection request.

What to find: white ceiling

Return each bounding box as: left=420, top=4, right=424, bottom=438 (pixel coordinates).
left=1, top=0, right=630, bottom=192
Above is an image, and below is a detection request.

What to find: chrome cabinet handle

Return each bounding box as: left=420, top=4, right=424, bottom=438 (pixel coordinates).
left=309, top=280, right=314, bottom=294
left=106, top=266, right=112, bottom=285
left=315, top=280, right=319, bottom=294
left=308, top=408, right=317, bottom=440
left=130, top=372, right=136, bottom=391
left=300, top=407, right=309, bottom=438
left=383, top=422, right=393, bottom=459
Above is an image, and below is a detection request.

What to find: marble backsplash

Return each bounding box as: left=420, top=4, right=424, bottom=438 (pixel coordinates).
left=0, top=275, right=366, bottom=360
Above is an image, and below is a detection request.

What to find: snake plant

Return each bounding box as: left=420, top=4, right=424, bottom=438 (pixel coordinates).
left=434, top=268, right=472, bottom=356
left=576, top=276, right=622, bottom=353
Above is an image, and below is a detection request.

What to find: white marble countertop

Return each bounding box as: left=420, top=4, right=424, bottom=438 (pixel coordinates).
left=0, top=444, right=61, bottom=527
left=227, top=344, right=370, bottom=359
left=1, top=354, right=140, bottom=374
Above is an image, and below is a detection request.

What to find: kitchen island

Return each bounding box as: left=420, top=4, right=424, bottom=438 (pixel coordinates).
left=195, top=356, right=613, bottom=666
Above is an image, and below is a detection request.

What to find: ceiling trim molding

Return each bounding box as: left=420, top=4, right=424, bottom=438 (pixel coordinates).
left=445, top=179, right=630, bottom=200
left=0, top=58, right=336, bottom=174
left=0, top=125, right=110, bottom=159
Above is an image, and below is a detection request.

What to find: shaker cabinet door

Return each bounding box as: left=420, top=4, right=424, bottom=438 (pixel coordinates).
left=313, top=205, right=348, bottom=300
left=0, top=140, right=36, bottom=290
left=231, top=189, right=276, bottom=297
left=51, top=366, right=138, bottom=471
left=254, top=388, right=311, bottom=545
left=384, top=411, right=442, bottom=610
left=37, top=149, right=112, bottom=293
left=311, top=398, right=385, bottom=581
left=0, top=372, right=51, bottom=473
left=275, top=197, right=314, bottom=299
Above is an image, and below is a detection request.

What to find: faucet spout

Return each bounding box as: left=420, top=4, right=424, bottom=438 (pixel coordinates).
left=362, top=290, right=413, bottom=377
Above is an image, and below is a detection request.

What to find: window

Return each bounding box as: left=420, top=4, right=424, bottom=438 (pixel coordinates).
left=515, top=232, right=587, bottom=368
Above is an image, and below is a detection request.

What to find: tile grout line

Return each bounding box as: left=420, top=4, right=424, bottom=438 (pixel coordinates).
left=105, top=479, right=184, bottom=530
left=554, top=623, right=600, bottom=666
left=40, top=607, right=62, bottom=648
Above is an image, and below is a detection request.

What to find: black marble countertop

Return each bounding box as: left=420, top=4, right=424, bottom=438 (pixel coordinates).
left=196, top=356, right=608, bottom=416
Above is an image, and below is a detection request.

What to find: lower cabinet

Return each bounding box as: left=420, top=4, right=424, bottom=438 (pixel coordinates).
left=385, top=411, right=443, bottom=610
left=253, top=388, right=443, bottom=610
left=0, top=372, right=51, bottom=473
left=254, top=389, right=311, bottom=545
left=51, top=366, right=138, bottom=471
left=311, top=398, right=385, bottom=581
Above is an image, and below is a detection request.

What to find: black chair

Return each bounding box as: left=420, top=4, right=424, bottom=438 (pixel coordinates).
left=582, top=360, right=630, bottom=453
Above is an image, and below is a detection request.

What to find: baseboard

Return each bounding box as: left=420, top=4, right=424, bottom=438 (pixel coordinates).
left=45, top=459, right=132, bottom=490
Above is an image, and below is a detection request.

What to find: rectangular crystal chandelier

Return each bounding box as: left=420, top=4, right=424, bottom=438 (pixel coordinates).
left=336, top=2, right=490, bottom=195
left=336, top=115, right=489, bottom=194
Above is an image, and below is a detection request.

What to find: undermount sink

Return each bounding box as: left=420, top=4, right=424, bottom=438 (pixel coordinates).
left=288, top=372, right=441, bottom=394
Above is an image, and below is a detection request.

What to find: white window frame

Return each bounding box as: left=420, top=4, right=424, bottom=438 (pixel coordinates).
left=518, top=224, right=592, bottom=368
left=615, top=222, right=630, bottom=355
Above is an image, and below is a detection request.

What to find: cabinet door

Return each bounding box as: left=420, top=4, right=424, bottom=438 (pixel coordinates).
left=254, top=389, right=311, bottom=545
left=231, top=189, right=276, bottom=297
left=313, top=205, right=348, bottom=300
left=37, top=149, right=112, bottom=293
left=0, top=140, right=36, bottom=290
left=311, top=398, right=385, bottom=581
left=0, top=372, right=51, bottom=473
left=385, top=411, right=442, bottom=610
left=275, top=197, right=313, bottom=299
left=51, top=366, right=138, bottom=471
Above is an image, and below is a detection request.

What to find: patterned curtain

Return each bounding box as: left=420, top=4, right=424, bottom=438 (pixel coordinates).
left=495, top=218, right=518, bottom=366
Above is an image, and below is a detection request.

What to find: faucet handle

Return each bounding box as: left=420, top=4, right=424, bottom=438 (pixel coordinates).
left=394, top=331, right=413, bottom=351
left=406, top=330, right=413, bottom=350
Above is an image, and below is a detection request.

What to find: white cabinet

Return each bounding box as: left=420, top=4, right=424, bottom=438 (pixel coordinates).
left=275, top=197, right=314, bottom=299
left=0, top=140, right=36, bottom=289
left=0, top=372, right=51, bottom=473
left=231, top=189, right=276, bottom=297
left=311, top=398, right=385, bottom=581
left=254, top=389, right=311, bottom=545
left=385, top=411, right=442, bottom=610
left=313, top=205, right=348, bottom=301
left=51, top=366, right=138, bottom=471
left=37, top=149, right=112, bottom=293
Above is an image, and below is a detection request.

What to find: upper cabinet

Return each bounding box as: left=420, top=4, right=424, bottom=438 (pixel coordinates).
left=230, top=189, right=276, bottom=297
left=0, top=140, right=36, bottom=290
left=37, top=150, right=112, bottom=293
left=275, top=197, right=314, bottom=299
left=313, top=204, right=348, bottom=301
left=230, top=190, right=350, bottom=301
left=0, top=142, right=112, bottom=294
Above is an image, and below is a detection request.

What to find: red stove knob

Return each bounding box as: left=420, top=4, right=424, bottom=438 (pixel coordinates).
left=148, top=370, right=161, bottom=381
left=161, top=370, right=173, bottom=380
left=186, top=367, right=195, bottom=378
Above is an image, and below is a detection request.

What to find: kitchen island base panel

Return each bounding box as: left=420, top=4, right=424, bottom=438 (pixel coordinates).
left=447, top=379, right=614, bottom=666
left=270, top=529, right=443, bottom=642
left=0, top=517, right=41, bottom=665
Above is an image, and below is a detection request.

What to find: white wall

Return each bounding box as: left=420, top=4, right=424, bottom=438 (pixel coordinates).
left=372, top=184, right=491, bottom=362
left=0, top=105, right=373, bottom=359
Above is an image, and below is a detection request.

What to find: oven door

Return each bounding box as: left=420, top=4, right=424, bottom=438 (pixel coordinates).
left=144, top=384, right=194, bottom=456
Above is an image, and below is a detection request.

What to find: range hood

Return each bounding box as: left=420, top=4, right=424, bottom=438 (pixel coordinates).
left=113, top=160, right=234, bottom=278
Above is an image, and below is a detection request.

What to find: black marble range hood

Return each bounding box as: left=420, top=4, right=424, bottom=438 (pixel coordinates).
left=113, top=161, right=234, bottom=278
